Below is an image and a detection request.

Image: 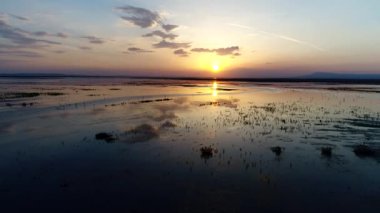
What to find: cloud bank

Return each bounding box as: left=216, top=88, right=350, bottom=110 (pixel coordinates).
left=191, top=46, right=240, bottom=56
left=0, top=19, right=61, bottom=46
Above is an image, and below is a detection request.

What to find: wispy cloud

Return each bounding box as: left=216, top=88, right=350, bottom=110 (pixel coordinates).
left=32, top=31, right=49, bottom=37
left=78, top=46, right=92, bottom=50
left=161, top=24, right=178, bottom=32
left=117, top=5, right=161, bottom=28
left=214, top=46, right=240, bottom=56
left=173, top=49, right=189, bottom=57
left=32, top=31, right=69, bottom=39
left=116, top=4, right=195, bottom=57
left=153, top=40, right=191, bottom=49
left=143, top=30, right=178, bottom=40
left=191, top=48, right=213, bottom=53
left=0, top=13, right=30, bottom=21
left=81, top=36, right=105, bottom=44
left=191, top=46, right=241, bottom=56
left=0, top=50, right=43, bottom=57
left=126, top=47, right=154, bottom=53
left=8, top=13, right=30, bottom=21
left=56, top=32, right=68, bottom=38
left=116, top=5, right=180, bottom=33
left=0, top=19, right=61, bottom=46
left=228, top=23, right=325, bottom=51
left=52, top=50, right=66, bottom=54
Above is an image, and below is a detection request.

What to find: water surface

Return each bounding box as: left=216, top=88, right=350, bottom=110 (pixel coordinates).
left=1, top=77, right=380, bottom=212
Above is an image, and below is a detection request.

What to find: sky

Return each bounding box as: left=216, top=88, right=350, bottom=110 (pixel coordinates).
left=1, top=0, right=380, bottom=77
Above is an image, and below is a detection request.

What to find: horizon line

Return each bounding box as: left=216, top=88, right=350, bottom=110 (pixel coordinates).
left=1, top=73, right=380, bottom=84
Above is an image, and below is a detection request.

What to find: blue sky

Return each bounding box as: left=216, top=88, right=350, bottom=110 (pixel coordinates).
left=1, top=0, right=380, bottom=77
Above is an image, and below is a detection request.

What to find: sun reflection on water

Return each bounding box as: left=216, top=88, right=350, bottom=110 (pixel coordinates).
left=212, top=81, right=218, bottom=97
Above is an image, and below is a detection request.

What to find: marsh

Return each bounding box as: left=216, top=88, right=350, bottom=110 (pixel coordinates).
left=0, top=77, right=380, bottom=212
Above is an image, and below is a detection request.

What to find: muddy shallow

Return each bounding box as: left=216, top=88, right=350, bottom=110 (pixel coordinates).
left=1, top=77, right=380, bottom=212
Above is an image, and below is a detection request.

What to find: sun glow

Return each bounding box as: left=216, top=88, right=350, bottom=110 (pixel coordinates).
left=212, top=64, right=220, bottom=72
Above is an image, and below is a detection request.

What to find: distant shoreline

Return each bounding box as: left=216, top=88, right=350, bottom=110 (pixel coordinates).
left=1, top=74, right=380, bottom=84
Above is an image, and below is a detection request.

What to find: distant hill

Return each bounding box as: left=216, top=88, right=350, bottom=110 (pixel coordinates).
left=300, top=72, right=380, bottom=79
left=0, top=73, right=69, bottom=77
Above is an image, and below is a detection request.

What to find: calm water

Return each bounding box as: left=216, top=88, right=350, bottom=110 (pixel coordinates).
left=1, top=77, right=380, bottom=212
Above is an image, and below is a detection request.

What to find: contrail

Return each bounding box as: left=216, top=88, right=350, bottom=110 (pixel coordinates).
left=227, top=23, right=252, bottom=30
left=228, top=23, right=325, bottom=51
left=258, top=30, right=325, bottom=51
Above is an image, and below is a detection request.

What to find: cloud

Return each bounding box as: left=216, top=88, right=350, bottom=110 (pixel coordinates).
left=143, top=30, right=178, bottom=40
left=117, top=5, right=161, bottom=28
left=55, top=32, right=68, bottom=38
left=0, top=50, right=43, bottom=57
left=0, top=13, right=29, bottom=21
left=126, top=47, right=154, bottom=53
left=32, top=31, right=68, bottom=39
left=161, top=24, right=178, bottom=32
left=32, top=31, right=49, bottom=37
left=52, top=50, right=65, bottom=54
left=8, top=14, right=30, bottom=21
left=81, top=36, right=105, bottom=44
left=78, top=46, right=92, bottom=50
left=153, top=40, right=191, bottom=49
left=214, top=46, right=239, bottom=56
left=191, top=48, right=214, bottom=53
left=173, top=49, right=189, bottom=57
left=191, top=46, right=240, bottom=56
left=0, top=19, right=61, bottom=46
left=0, top=43, right=18, bottom=49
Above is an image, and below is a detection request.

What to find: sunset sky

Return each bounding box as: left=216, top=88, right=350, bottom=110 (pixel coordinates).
left=1, top=0, right=380, bottom=77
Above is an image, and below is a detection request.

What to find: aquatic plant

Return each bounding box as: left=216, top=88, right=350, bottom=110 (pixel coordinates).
left=45, top=92, right=65, bottom=96
left=161, top=121, right=176, bottom=128
left=1, top=92, right=40, bottom=100
left=95, top=132, right=117, bottom=143
left=270, top=146, right=284, bottom=156
left=353, top=144, right=375, bottom=157
left=321, top=147, right=332, bottom=157
left=200, top=146, right=214, bottom=159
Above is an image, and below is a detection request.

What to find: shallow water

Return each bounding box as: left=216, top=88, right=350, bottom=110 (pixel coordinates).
left=1, top=77, right=380, bottom=212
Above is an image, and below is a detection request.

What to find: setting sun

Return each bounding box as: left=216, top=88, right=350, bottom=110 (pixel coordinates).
left=212, top=64, right=220, bottom=72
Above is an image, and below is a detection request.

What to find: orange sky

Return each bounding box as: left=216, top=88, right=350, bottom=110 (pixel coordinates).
left=1, top=0, right=380, bottom=77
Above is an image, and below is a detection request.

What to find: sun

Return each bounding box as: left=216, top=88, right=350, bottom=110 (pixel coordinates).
left=212, top=64, right=220, bottom=72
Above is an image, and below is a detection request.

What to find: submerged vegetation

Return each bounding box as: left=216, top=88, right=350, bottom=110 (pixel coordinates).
left=270, top=146, right=284, bottom=156
left=0, top=92, right=65, bottom=100
left=321, top=147, right=333, bottom=157
left=353, top=144, right=377, bottom=157
left=95, top=132, right=117, bottom=143
left=200, top=146, right=214, bottom=159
